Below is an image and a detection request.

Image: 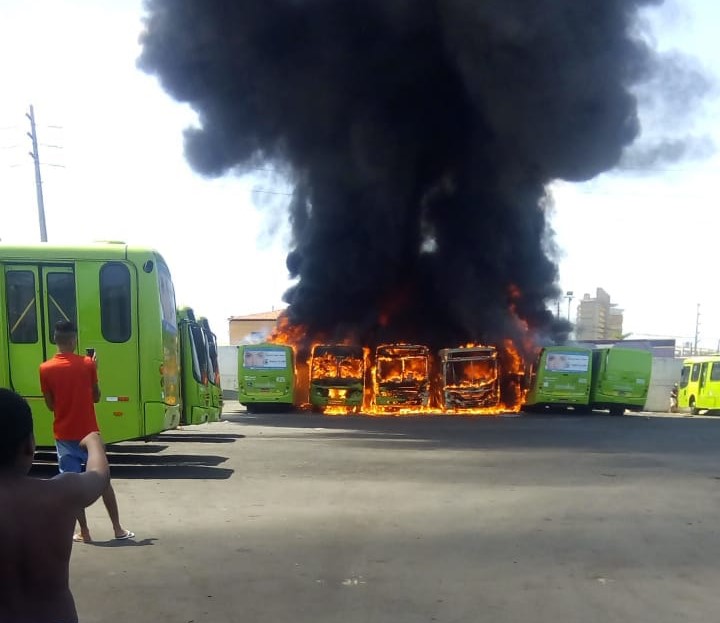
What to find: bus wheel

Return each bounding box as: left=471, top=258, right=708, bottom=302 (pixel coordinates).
left=690, top=398, right=699, bottom=415
left=609, top=406, right=625, bottom=416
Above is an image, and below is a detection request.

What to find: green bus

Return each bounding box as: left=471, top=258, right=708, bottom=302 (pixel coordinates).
left=373, top=344, right=431, bottom=412
left=523, top=346, right=593, bottom=411
left=0, top=243, right=181, bottom=446
left=589, top=347, right=651, bottom=415
left=237, top=343, right=295, bottom=411
left=677, top=355, right=720, bottom=414
left=199, top=316, right=223, bottom=422
left=177, top=307, right=215, bottom=425
left=438, top=346, right=500, bottom=412
left=309, top=344, right=365, bottom=413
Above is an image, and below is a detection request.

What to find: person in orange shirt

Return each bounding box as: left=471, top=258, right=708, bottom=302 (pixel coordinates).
left=39, top=320, right=134, bottom=543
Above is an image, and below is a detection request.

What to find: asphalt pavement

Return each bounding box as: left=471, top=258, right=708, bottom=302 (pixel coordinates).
left=30, top=403, right=720, bottom=623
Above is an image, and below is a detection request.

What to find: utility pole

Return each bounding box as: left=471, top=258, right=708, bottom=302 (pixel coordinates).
left=26, top=105, right=48, bottom=242
left=694, top=303, right=700, bottom=355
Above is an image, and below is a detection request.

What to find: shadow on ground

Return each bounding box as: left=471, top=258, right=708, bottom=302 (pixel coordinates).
left=222, top=409, right=720, bottom=458
left=30, top=449, right=234, bottom=480
left=78, top=537, right=158, bottom=548
left=157, top=432, right=245, bottom=443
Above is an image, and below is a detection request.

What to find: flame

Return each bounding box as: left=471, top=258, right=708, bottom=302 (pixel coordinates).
left=261, top=291, right=537, bottom=416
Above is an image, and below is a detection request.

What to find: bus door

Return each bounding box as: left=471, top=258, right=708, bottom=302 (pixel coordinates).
left=698, top=362, right=710, bottom=403
left=5, top=264, right=77, bottom=397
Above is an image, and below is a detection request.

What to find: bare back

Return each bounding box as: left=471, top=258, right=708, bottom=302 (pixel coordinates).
left=0, top=476, right=82, bottom=623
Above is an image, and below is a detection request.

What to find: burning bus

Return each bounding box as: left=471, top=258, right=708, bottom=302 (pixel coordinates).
left=373, top=344, right=431, bottom=412
left=309, top=344, right=365, bottom=413
left=438, top=346, right=500, bottom=412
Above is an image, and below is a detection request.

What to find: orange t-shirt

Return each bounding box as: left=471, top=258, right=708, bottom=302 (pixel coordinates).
left=39, top=353, right=100, bottom=441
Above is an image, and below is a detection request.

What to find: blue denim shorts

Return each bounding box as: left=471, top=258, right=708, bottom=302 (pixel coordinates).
left=55, top=440, right=88, bottom=474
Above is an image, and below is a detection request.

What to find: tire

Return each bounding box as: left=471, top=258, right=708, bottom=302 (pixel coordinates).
left=609, top=406, right=625, bottom=416
left=690, top=398, right=699, bottom=416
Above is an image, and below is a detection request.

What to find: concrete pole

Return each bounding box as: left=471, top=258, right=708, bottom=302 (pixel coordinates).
left=26, top=105, right=48, bottom=242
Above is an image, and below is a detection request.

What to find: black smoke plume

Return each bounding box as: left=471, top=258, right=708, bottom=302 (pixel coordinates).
left=139, top=0, right=662, bottom=351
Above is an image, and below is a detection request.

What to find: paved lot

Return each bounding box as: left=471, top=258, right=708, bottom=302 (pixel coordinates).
left=31, top=403, right=720, bottom=623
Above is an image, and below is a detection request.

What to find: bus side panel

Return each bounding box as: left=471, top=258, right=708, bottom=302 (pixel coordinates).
left=135, top=253, right=181, bottom=434
left=144, top=401, right=173, bottom=437
left=75, top=261, right=143, bottom=444
left=705, top=362, right=720, bottom=409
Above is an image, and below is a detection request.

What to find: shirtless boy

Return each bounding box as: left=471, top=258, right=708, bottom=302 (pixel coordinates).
left=0, top=388, right=110, bottom=623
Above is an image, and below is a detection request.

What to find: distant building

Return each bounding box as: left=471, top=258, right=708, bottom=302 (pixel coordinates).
left=228, top=310, right=282, bottom=345
left=575, top=288, right=624, bottom=340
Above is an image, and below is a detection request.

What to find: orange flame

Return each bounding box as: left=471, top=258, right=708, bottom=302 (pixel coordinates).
left=260, top=287, right=539, bottom=416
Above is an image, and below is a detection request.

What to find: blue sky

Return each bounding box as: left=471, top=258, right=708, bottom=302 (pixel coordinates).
left=1, top=0, right=719, bottom=347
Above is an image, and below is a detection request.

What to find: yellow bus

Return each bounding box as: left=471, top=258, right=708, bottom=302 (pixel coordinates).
left=1, top=243, right=181, bottom=446
left=678, top=355, right=720, bottom=414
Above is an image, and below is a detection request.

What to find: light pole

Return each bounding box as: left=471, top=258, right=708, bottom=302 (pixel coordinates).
left=565, top=291, right=574, bottom=322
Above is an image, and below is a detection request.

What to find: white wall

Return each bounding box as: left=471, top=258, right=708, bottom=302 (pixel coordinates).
left=645, top=357, right=683, bottom=412
left=218, top=345, right=239, bottom=398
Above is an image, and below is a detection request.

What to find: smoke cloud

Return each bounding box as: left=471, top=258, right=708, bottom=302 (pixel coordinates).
left=139, top=0, right=664, bottom=351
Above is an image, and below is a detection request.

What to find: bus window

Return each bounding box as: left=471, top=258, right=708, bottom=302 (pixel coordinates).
left=100, top=262, right=131, bottom=343
left=691, top=364, right=701, bottom=383
left=711, top=363, right=720, bottom=382
left=46, top=272, right=77, bottom=344
left=679, top=365, right=690, bottom=388
left=6, top=271, right=38, bottom=344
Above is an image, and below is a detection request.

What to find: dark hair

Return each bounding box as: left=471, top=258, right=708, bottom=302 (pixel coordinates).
left=0, top=388, right=34, bottom=467
left=54, top=320, right=77, bottom=335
